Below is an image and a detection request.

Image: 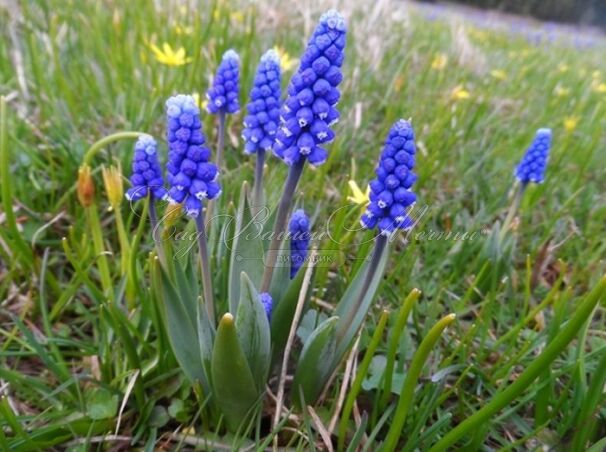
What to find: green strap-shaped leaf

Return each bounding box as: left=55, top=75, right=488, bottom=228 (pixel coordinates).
left=157, top=264, right=205, bottom=384
left=268, top=236, right=292, bottom=303
left=291, top=316, right=339, bottom=408
left=228, top=182, right=265, bottom=313
left=236, top=272, right=271, bottom=392
left=334, top=241, right=390, bottom=361
left=212, top=313, right=260, bottom=431
left=270, top=267, right=308, bottom=356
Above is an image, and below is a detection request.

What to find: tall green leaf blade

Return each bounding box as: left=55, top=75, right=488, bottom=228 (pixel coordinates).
left=228, top=182, right=265, bottom=313
left=334, top=242, right=389, bottom=361
left=158, top=265, right=205, bottom=383
left=212, top=313, right=260, bottom=431
left=291, top=316, right=339, bottom=408
left=235, top=272, right=271, bottom=392
left=270, top=267, right=308, bottom=356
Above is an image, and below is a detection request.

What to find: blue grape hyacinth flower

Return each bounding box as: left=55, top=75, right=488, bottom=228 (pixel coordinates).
left=515, top=128, right=552, bottom=184
left=273, top=10, right=347, bottom=167
left=242, top=49, right=282, bottom=154
left=289, top=209, right=311, bottom=278
left=361, top=120, right=418, bottom=235
left=125, top=134, right=167, bottom=202
left=207, top=49, right=240, bottom=115
left=165, top=94, right=221, bottom=217
left=260, top=292, right=273, bottom=321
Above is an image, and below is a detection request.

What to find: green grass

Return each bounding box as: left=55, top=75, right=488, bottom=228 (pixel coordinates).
left=1, top=0, right=606, bottom=450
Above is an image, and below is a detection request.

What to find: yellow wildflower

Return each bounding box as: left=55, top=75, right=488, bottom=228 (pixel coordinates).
left=557, top=63, right=569, bottom=73
left=231, top=11, right=245, bottom=23
left=192, top=92, right=209, bottom=112
left=149, top=42, right=192, bottom=66
left=431, top=53, right=448, bottom=71
left=174, top=24, right=193, bottom=36
left=554, top=85, right=570, bottom=98
left=593, top=81, right=606, bottom=93
left=451, top=85, right=470, bottom=101
left=273, top=46, right=298, bottom=72
left=563, top=116, right=579, bottom=133
left=592, top=70, right=601, bottom=80
left=490, top=69, right=507, bottom=81
left=347, top=180, right=370, bottom=206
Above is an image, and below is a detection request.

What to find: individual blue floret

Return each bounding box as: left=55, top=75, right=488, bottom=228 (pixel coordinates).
left=125, top=134, right=167, bottom=202
left=289, top=209, right=311, bottom=278
left=207, top=49, right=240, bottom=115
left=242, top=49, right=282, bottom=154
left=361, top=120, right=418, bottom=235
left=273, top=10, right=347, bottom=167
left=515, top=128, right=552, bottom=184
left=165, top=94, right=221, bottom=217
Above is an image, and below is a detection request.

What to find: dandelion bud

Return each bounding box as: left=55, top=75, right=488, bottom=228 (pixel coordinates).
left=102, top=164, right=124, bottom=210
left=77, top=164, right=95, bottom=207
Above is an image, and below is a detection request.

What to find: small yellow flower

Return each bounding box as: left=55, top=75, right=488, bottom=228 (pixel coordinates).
left=451, top=85, right=470, bottom=101
left=554, top=85, right=570, bottom=98
left=347, top=180, right=370, bottom=206
left=593, top=82, right=606, bottom=93
left=431, top=53, right=448, bottom=71
left=557, top=63, right=569, bottom=73
left=563, top=116, right=579, bottom=133
left=174, top=24, right=193, bottom=36
left=149, top=42, right=192, bottom=66
left=592, top=70, right=601, bottom=80
left=273, top=46, right=298, bottom=72
left=102, top=164, right=124, bottom=210
left=231, top=11, right=245, bottom=23
left=490, top=69, right=507, bottom=81
left=192, top=92, right=209, bottom=111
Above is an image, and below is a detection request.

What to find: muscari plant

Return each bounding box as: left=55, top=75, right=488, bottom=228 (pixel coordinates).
left=68, top=7, right=606, bottom=450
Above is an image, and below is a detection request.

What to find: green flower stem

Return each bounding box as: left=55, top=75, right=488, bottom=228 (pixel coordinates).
left=113, top=206, right=135, bottom=308
left=338, top=310, right=389, bottom=452
left=379, top=288, right=421, bottom=411
left=83, top=131, right=145, bottom=166
left=196, top=213, right=215, bottom=325
left=128, top=196, right=150, bottom=303
left=499, top=182, right=526, bottom=241
left=336, top=234, right=388, bottom=342
left=252, top=149, right=265, bottom=213
left=87, top=202, right=113, bottom=301
left=260, top=159, right=305, bottom=292
left=429, top=275, right=606, bottom=452
left=382, top=313, right=456, bottom=452
left=0, top=96, right=34, bottom=269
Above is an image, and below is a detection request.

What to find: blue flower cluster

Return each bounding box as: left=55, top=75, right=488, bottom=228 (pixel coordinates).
left=207, top=50, right=240, bottom=115
left=260, top=292, right=273, bottom=321
left=361, top=120, right=418, bottom=235
left=273, top=10, right=347, bottom=167
left=125, top=135, right=167, bottom=202
left=242, top=50, right=282, bottom=154
left=515, top=128, right=551, bottom=184
left=165, top=95, right=221, bottom=218
left=289, top=209, right=311, bottom=278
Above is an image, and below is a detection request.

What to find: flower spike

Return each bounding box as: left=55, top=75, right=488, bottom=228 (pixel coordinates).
left=273, top=9, right=347, bottom=167
left=289, top=209, right=311, bottom=278
left=207, top=49, right=240, bottom=115
left=361, top=120, right=418, bottom=236
left=242, top=49, right=282, bottom=154
left=165, top=94, right=221, bottom=217
left=125, top=135, right=167, bottom=202
left=515, top=128, right=552, bottom=184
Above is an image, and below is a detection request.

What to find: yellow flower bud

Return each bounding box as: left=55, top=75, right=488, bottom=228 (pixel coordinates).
left=163, top=202, right=183, bottom=228
left=77, top=164, right=95, bottom=208
left=102, top=164, right=124, bottom=210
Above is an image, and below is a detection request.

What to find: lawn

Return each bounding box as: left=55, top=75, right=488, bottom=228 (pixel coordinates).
left=1, top=0, right=605, bottom=450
